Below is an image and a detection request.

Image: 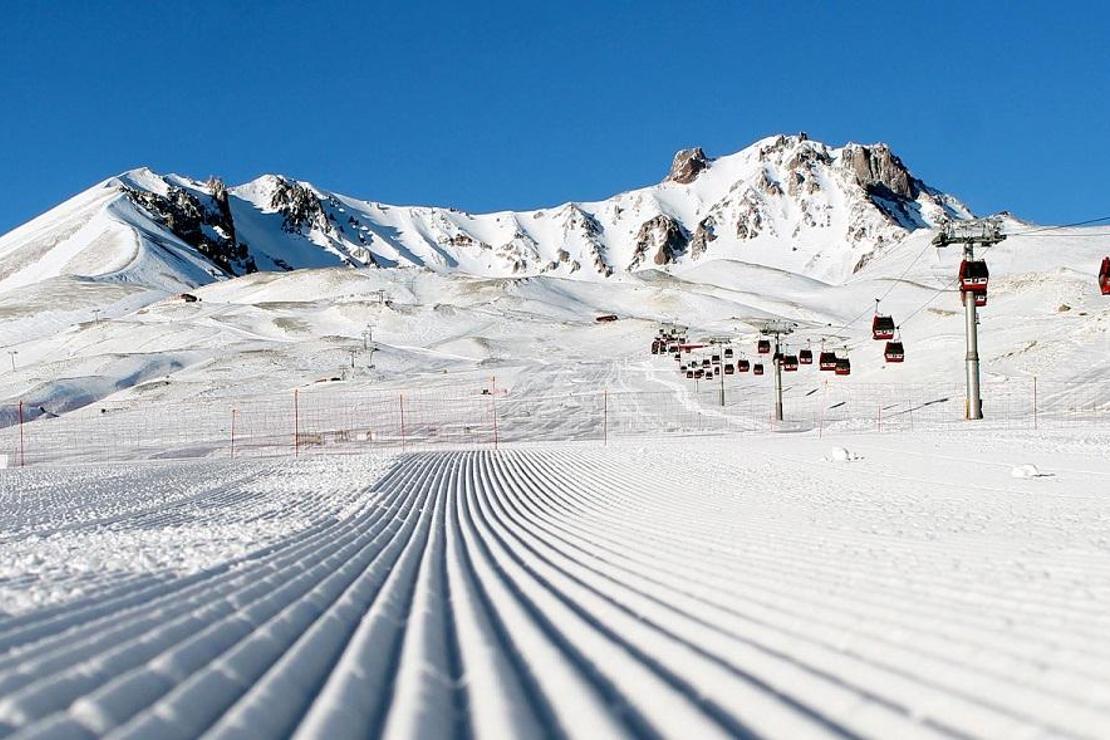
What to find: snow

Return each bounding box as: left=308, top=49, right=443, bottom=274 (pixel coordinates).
left=0, top=133, right=1108, bottom=736
left=2, top=431, right=1110, bottom=737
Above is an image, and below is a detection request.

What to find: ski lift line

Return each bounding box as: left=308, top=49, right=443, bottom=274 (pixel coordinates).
left=898, top=278, right=960, bottom=327
left=1006, top=214, right=1110, bottom=237
left=828, top=238, right=934, bottom=337
left=826, top=214, right=1106, bottom=348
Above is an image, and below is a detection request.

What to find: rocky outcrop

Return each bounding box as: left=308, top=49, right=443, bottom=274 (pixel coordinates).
left=839, top=143, right=919, bottom=201
left=121, top=182, right=254, bottom=275
left=690, top=216, right=717, bottom=259
left=735, top=191, right=770, bottom=240
left=666, top=147, right=710, bottom=184
left=269, top=178, right=332, bottom=235
left=629, top=215, right=689, bottom=270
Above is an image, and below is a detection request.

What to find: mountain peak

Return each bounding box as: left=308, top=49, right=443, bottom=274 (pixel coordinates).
left=0, top=134, right=979, bottom=296
left=666, top=147, right=711, bottom=184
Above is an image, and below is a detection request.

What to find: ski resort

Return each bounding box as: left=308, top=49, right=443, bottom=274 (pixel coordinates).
left=2, top=3, right=1109, bottom=738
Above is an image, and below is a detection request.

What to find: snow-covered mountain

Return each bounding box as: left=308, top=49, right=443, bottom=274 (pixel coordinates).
left=0, top=134, right=972, bottom=297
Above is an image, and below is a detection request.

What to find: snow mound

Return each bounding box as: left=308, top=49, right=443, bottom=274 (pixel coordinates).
left=824, top=446, right=861, bottom=463
left=1011, top=463, right=1049, bottom=479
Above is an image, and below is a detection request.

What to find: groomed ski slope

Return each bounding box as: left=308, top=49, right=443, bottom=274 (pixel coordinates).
left=2, top=432, right=1110, bottom=738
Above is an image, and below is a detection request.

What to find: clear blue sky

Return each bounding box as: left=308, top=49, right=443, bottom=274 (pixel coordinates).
left=1, top=1, right=1107, bottom=234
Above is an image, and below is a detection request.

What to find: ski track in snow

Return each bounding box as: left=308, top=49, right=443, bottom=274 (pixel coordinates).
left=1, top=439, right=1110, bottom=738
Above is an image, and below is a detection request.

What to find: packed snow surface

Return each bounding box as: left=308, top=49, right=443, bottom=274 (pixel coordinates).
left=2, top=430, right=1110, bottom=738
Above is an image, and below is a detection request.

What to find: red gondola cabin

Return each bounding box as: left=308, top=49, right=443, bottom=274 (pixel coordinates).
left=737, top=359, right=750, bottom=372
left=819, top=351, right=837, bottom=371
left=799, top=348, right=813, bottom=364
left=872, top=314, right=895, bottom=340
left=1099, top=256, right=1110, bottom=295
left=884, top=341, right=904, bottom=363
left=753, top=363, right=764, bottom=375
left=783, top=354, right=799, bottom=371
left=959, top=259, right=989, bottom=294
left=757, top=339, right=771, bottom=354
left=835, top=357, right=851, bottom=376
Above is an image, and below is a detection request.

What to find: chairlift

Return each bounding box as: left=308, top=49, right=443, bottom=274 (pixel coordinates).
left=757, top=339, right=771, bottom=354
left=753, top=363, right=764, bottom=375
left=1101, top=256, right=1110, bottom=295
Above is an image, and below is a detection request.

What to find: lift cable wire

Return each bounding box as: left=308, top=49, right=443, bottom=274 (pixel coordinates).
left=826, top=238, right=936, bottom=338
left=1006, top=214, right=1110, bottom=237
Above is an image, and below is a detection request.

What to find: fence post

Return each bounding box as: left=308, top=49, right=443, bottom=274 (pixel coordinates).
left=18, top=400, right=25, bottom=467
left=491, top=393, right=499, bottom=451
left=877, top=403, right=882, bottom=433
left=230, top=408, right=237, bottom=459
left=399, top=393, right=407, bottom=452
left=293, top=389, right=300, bottom=457
left=1032, top=376, right=1038, bottom=430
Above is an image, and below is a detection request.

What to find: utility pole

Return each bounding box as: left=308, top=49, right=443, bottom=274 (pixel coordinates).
left=933, top=219, right=1006, bottom=420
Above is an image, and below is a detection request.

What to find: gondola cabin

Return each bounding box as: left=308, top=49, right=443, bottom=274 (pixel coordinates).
left=799, top=348, right=813, bottom=364
left=711, top=353, right=721, bottom=365
left=783, top=354, right=799, bottom=371
left=737, top=359, right=750, bottom=372
left=686, top=370, right=694, bottom=379
left=651, top=342, right=660, bottom=354
left=872, top=314, right=895, bottom=340
left=1101, top=256, right=1110, bottom=295
left=724, top=348, right=734, bottom=359
left=753, top=363, right=764, bottom=375
left=757, top=339, right=771, bottom=354
left=958, top=259, right=989, bottom=294
left=819, top=351, right=837, bottom=371
left=835, top=357, right=851, bottom=376
left=724, top=364, right=735, bottom=375
left=884, top=341, right=905, bottom=363
left=701, top=358, right=710, bottom=368
left=974, top=293, right=987, bottom=307
left=694, top=369, right=704, bottom=379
